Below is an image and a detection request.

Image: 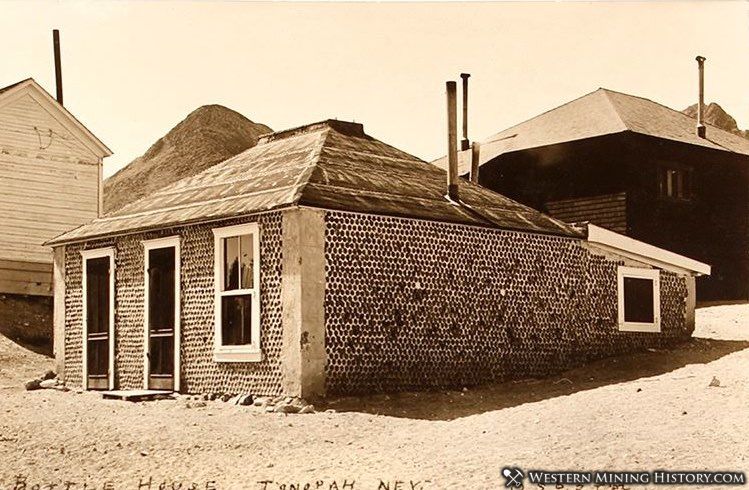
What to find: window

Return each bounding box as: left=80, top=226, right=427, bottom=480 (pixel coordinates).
left=658, top=166, right=692, bottom=200
left=617, top=266, right=661, bottom=332
left=212, top=223, right=261, bottom=362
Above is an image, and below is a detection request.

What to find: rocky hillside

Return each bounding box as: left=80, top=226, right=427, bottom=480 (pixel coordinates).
left=104, top=105, right=272, bottom=214
left=683, top=102, right=749, bottom=139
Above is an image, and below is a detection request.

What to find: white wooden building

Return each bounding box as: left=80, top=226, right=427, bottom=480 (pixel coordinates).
left=0, top=78, right=111, bottom=297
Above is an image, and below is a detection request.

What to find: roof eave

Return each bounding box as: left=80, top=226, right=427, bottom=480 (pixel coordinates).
left=585, top=223, right=710, bottom=276
left=44, top=204, right=299, bottom=247
left=0, top=78, right=113, bottom=158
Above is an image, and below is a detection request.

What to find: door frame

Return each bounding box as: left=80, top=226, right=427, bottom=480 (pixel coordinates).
left=80, top=247, right=116, bottom=391
left=142, top=236, right=181, bottom=392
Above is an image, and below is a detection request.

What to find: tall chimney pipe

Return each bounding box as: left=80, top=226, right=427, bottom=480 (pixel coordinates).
left=53, top=29, right=63, bottom=106
left=446, top=81, right=459, bottom=201
left=470, top=141, right=481, bottom=184
left=696, top=55, right=706, bottom=138
left=460, top=73, right=470, bottom=151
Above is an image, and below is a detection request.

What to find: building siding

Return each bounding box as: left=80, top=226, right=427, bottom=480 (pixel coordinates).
left=62, top=207, right=693, bottom=397
left=547, top=192, right=627, bottom=234
left=323, top=211, right=690, bottom=395
left=0, top=91, right=101, bottom=299
left=474, top=132, right=749, bottom=301
left=63, top=212, right=285, bottom=395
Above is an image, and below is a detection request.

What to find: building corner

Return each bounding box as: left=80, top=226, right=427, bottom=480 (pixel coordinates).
left=280, top=207, right=327, bottom=400
left=52, top=245, right=66, bottom=381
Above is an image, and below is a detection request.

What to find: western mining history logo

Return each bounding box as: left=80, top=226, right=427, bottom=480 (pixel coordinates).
left=501, top=468, right=746, bottom=487
left=502, top=468, right=525, bottom=488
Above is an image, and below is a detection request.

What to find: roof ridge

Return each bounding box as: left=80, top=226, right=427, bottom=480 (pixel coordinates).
left=286, top=126, right=332, bottom=206
left=484, top=87, right=605, bottom=143
left=598, top=89, right=629, bottom=133
left=600, top=87, right=749, bottom=145
left=258, top=119, right=364, bottom=145
left=486, top=86, right=748, bottom=148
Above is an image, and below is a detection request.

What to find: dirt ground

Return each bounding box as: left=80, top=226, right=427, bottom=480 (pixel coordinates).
left=0, top=305, right=747, bottom=490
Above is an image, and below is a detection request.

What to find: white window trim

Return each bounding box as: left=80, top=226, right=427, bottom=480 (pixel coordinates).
left=212, top=223, right=262, bottom=362
left=617, top=266, right=661, bottom=333
left=80, top=247, right=116, bottom=390
left=142, top=236, right=181, bottom=391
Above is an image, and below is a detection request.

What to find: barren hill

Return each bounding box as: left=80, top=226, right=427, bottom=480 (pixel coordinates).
left=683, top=102, right=749, bottom=139
left=104, top=105, right=272, bottom=214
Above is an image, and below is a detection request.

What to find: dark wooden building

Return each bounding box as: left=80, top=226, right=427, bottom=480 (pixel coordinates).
left=433, top=88, right=749, bottom=301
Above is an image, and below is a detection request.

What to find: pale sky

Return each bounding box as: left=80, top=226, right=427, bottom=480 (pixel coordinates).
left=2, top=1, right=748, bottom=178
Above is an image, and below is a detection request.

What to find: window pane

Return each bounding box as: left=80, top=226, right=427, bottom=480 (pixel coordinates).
left=221, top=294, right=252, bottom=346
left=240, top=234, right=254, bottom=289
left=623, top=277, right=655, bottom=323
left=666, top=170, right=675, bottom=197
left=658, top=168, right=665, bottom=196
left=223, top=236, right=240, bottom=291
left=148, top=247, right=175, bottom=331
left=86, top=257, right=110, bottom=334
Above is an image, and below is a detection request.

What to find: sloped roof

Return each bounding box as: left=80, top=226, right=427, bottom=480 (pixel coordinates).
left=0, top=78, right=112, bottom=157
left=432, top=88, right=749, bottom=175
left=103, top=104, right=272, bottom=214
left=0, top=78, right=31, bottom=95
left=586, top=224, right=710, bottom=276
left=47, top=119, right=579, bottom=245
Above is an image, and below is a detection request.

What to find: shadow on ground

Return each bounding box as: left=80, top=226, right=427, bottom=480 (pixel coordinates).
left=0, top=331, right=52, bottom=357
left=320, top=338, right=749, bottom=421
left=0, top=294, right=53, bottom=357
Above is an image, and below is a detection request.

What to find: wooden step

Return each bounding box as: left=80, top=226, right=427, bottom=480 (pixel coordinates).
left=101, top=390, right=173, bottom=402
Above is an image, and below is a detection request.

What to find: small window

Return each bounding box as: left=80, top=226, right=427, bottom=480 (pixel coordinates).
left=617, top=266, right=661, bottom=332
left=212, top=223, right=261, bottom=362
left=658, top=167, right=692, bottom=200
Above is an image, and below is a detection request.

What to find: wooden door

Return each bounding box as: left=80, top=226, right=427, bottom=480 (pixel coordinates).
left=146, top=246, right=176, bottom=390
left=85, top=256, right=111, bottom=390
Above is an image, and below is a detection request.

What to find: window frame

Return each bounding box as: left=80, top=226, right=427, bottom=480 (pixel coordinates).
left=657, top=165, right=693, bottom=201
left=617, top=266, right=661, bottom=333
left=80, top=247, right=116, bottom=390
left=212, top=223, right=262, bottom=362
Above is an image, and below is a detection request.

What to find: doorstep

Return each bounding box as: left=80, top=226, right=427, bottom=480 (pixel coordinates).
left=101, top=389, right=173, bottom=402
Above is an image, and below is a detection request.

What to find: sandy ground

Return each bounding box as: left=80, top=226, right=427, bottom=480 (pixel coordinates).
left=0, top=306, right=747, bottom=490
left=694, top=303, right=749, bottom=341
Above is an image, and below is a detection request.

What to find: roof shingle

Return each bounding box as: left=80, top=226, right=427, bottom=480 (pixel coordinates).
left=48, top=119, right=580, bottom=245
left=432, top=88, right=749, bottom=175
